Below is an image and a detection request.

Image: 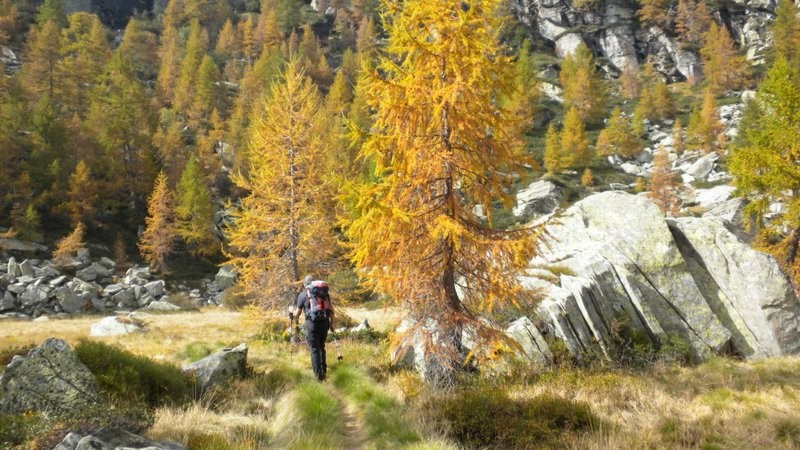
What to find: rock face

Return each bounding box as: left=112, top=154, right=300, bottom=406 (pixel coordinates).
left=510, top=0, right=775, bottom=79
left=89, top=316, right=143, bottom=337
left=54, top=427, right=188, bottom=450
left=0, top=338, right=103, bottom=414
left=513, top=180, right=562, bottom=218
left=528, top=191, right=800, bottom=362
left=182, top=343, right=248, bottom=391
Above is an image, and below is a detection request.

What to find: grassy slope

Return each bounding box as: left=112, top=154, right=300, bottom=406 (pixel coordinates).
left=2, top=309, right=800, bottom=449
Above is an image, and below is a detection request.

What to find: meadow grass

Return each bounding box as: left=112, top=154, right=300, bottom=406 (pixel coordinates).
left=3, top=310, right=800, bottom=449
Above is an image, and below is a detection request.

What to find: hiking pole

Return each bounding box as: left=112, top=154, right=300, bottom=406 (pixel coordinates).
left=287, top=307, right=295, bottom=362
left=333, top=330, right=343, bottom=361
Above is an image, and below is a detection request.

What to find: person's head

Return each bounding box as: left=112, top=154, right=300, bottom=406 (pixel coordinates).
left=303, top=275, right=313, bottom=289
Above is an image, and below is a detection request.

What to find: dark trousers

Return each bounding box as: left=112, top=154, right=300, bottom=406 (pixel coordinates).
left=306, top=318, right=329, bottom=380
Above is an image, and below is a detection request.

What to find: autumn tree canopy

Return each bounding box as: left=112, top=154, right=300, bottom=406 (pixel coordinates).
left=346, top=0, right=541, bottom=387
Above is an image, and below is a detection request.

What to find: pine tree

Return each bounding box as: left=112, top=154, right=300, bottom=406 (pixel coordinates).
left=58, top=12, right=111, bottom=119
left=771, top=0, right=800, bottom=66
left=215, top=18, right=240, bottom=61
left=671, top=118, right=684, bottom=154
left=675, top=0, right=710, bottom=46
left=637, top=0, right=672, bottom=28
left=22, top=19, right=63, bottom=101
left=139, top=171, right=177, bottom=272
left=153, top=111, right=186, bottom=184
left=729, top=57, right=800, bottom=282
left=176, top=155, right=218, bottom=256
left=686, top=88, right=724, bottom=152
left=560, top=106, right=592, bottom=169
left=595, top=107, right=641, bottom=158
left=560, top=43, right=607, bottom=124
left=189, top=54, right=222, bottom=128
left=63, top=160, right=97, bottom=227
left=156, top=25, right=181, bottom=103
left=35, top=0, right=67, bottom=28
left=116, top=18, right=159, bottom=81
left=174, top=20, right=209, bottom=111
left=648, top=145, right=681, bottom=216
left=226, top=61, right=336, bottom=306
left=53, top=222, right=85, bottom=266
left=543, top=123, right=562, bottom=174
left=619, top=63, right=640, bottom=99
left=346, top=0, right=540, bottom=387
left=581, top=168, right=593, bottom=187
left=0, top=0, right=18, bottom=46
left=700, top=22, right=748, bottom=94
left=239, top=15, right=257, bottom=65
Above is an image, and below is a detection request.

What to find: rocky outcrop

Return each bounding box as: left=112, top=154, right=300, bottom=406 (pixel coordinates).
left=527, top=191, right=800, bottom=362
left=0, top=338, right=103, bottom=414
left=510, top=0, right=775, bottom=79
left=513, top=180, right=563, bottom=218
left=182, top=343, right=248, bottom=391
left=54, top=427, right=188, bottom=450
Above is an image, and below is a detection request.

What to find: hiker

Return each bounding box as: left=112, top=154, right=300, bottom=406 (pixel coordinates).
left=293, top=275, right=334, bottom=381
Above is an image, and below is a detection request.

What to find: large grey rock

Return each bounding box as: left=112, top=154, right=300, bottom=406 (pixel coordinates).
left=89, top=316, right=142, bottom=337
left=75, top=264, right=98, bottom=282
left=65, top=428, right=188, bottom=450
left=695, top=185, right=736, bottom=209
left=531, top=191, right=733, bottom=361
left=112, top=288, right=137, bottom=308
left=18, top=259, right=35, bottom=277
left=56, top=286, right=86, bottom=314
left=669, top=217, right=800, bottom=358
left=145, top=300, right=181, bottom=311
left=506, top=317, right=552, bottom=365
left=0, top=238, right=47, bottom=253
left=6, top=257, right=20, bottom=277
left=686, top=153, right=717, bottom=180
left=182, top=343, right=248, bottom=391
left=144, top=279, right=165, bottom=297
left=215, top=265, right=238, bottom=291
left=0, top=291, right=16, bottom=312
left=20, top=284, right=49, bottom=307
left=0, top=338, right=103, bottom=414
left=125, top=266, right=151, bottom=283
left=513, top=180, right=562, bottom=217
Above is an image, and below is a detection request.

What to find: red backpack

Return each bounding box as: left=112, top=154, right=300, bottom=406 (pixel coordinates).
left=306, top=280, right=331, bottom=321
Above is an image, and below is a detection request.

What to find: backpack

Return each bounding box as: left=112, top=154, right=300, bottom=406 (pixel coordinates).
left=305, top=280, right=331, bottom=322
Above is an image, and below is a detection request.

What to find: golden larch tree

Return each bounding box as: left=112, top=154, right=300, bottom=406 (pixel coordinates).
left=700, top=22, right=748, bottom=94
left=139, top=171, right=177, bottom=272
left=346, top=0, right=541, bottom=387
left=226, top=61, right=336, bottom=307
left=596, top=107, right=641, bottom=158
left=53, top=222, right=85, bottom=266
left=560, top=43, right=607, bottom=124
left=648, top=145, right=681, bottom=216
left=687, top=88, right=725, bottom=152
left=560, top=106, right=592, bottom=169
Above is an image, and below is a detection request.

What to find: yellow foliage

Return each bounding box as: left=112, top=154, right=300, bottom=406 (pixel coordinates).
left=53, top=222, right=85, bottom=266
left=226, top=61, right=338, bottom=308
left=138, top=172, right=177, bottom=272
left=346, top=0, right=542, bottom=383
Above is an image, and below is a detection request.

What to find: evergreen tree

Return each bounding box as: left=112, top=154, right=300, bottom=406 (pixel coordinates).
left=596, top=107, right=641, bottom=158
left=227, top=61, right=335, bottom=305
left=139, top=171, right=177, bottom=272
left=648, top=145, right=681, bottom=216
left=53, top=222, right=85, bottom=266
left=157, top=26, right=181, bottom=103
left=63, top=160, right=97, bottom=227
left=35, top=0, right=66, bottom=28
left=174, top=20, right=209, bottom=111
left=560, top=106, right=592, bottom=169
left=700, top=22, right=748, bottom=94
left=22, top=19, right=63, bottom=102
left=729, top=57, right=800, bottom=282
left=0, top=0, right=18, bottom=45
left=675, top=0, right=710, bottom=46
left=560, top=43, right=607, bottom=124
left=346, top=0, right=540, bottom=387
left=543, top=122, right=562, bottom=174
left=176, top=155, right=217, bottom=256
left=771, top=0, right=800, bottom=66
left=215, top=18, right=240, bottom=61
left=58, top=13, right=110, bottom=119
left=116, top=18, right=159, bottom=81
left=686, top=88, right=724, bottom=152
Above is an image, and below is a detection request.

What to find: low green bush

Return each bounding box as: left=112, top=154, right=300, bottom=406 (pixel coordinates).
left=0, top=412, right=42, bottom=448
left=421, top=387, right=598, bottom=449
left=75, top=339, right=198, bottom=407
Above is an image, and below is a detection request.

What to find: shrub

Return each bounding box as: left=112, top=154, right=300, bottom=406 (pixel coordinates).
left=420, top=387, right=598, bottom=449
left=75, top=339, right=198, bottom=408
left=0, top=412, right=43, bottom=448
